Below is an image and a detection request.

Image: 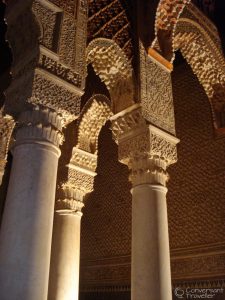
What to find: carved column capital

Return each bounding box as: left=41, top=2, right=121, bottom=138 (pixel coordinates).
left=56, top=147, right=97, bottom=214
left=14, top=105, right=64, bottom=150
left=110, top=104, right=179, bottom=186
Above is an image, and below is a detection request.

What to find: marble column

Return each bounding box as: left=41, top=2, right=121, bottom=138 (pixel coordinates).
left=0, top=105, right=63, bottom=300
left=48, top=148, right=97, bottom=300
left=48, top=206, right=83, bottom=300
left=110, top=105, right=179, bottom=300
left=131, top=184, right=171, bottom=299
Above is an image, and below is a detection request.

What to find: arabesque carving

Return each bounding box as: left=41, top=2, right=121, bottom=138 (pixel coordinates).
left=139, top=43, right=176, bottom=134
left=110, top=104, right=179, bottom=186
left=38, top=52, right=82, bottom=88
left=86, top=38, right=134, bottom=113
left=32, top=0, right=62, bottom=52
left=29, top=70, right=81, bottom=126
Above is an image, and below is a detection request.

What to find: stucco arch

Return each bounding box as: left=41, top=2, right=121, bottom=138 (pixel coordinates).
left=152, top=0, right=191, bottom=61
left=151, top=1, right=225, bottom=129
left=86, top=38, right=135, bottom=114
left=76, top=94, right=112, bottom=155
left=174, top=15, right=225, bottom=128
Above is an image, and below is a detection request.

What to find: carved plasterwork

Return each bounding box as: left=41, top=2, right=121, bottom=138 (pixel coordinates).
left=56, top=94, right=112, bottom=212
left=152, top=0, right=191, bottom=60
left=173, top=7, right=225, bottom=128
left=77, top=94, right=112, bottom=154
left=57, top=0, right=88, bottom=88
left=32, top=0, right=62, bottom=52
left=4, top=0, right=88, bottom=125
left=56, top=163, right=97, bottom=213
left=29, top=70, right=81, bottom=126
left=140, top=43, right=176, bottom=134
left=38, top=50, right=82, bottom=88
left=74, top=0, right=88, bottom=85
left=0, top=113, right=15, bottom=185
left=86, top=38, right=134, bottom=113
left=110, top=104, right=179, bottom=186
left=80, top=248, right=225, bottom=289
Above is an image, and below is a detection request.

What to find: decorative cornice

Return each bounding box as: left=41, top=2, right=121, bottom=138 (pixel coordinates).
left=15, top=105, right=64, bottom=148
left=80, top=251, right=225, bottom=289
left=110, top=104, right=179, bottom=186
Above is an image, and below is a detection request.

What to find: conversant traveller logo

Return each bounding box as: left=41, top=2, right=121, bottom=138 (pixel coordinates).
left=174, top=287, right=224, bottom=299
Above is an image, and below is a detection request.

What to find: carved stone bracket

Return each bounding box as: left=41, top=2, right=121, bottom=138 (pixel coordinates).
left=110, top=104, right=179, bottom=186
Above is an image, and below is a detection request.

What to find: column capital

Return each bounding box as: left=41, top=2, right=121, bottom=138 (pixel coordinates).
left=110, top=104, right=179, bottom=186
left=55, top=186, right=84, bottom=216
left=14, top=105, right=64, bottom=150
left=56, top=147, right=97, bottom=214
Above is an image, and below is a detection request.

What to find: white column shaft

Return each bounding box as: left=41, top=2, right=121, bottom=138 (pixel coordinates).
left=0, top=142, right=60, bottom=300
left=131, top=184, right=172, bottom=300
left=48, top=212, right=82, bottom=300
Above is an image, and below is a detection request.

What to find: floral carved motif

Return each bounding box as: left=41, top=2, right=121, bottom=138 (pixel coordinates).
left=86, top=38, right=134, bottom=113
